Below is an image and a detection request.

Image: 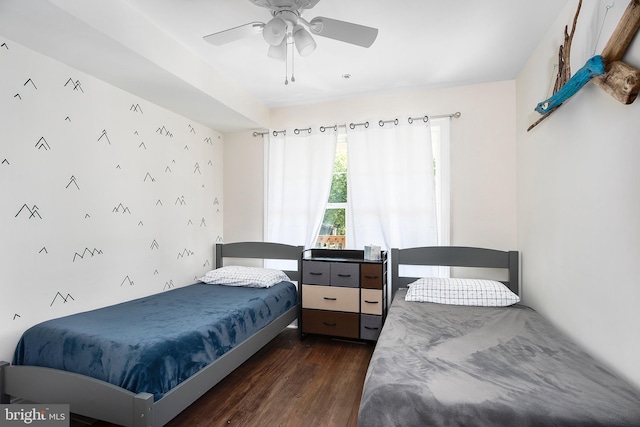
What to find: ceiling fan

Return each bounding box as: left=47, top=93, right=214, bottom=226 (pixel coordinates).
left=203, top=0, right=379, bottom=62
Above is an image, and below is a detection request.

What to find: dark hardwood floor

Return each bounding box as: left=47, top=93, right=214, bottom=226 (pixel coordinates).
left=74, top=327, right=374, bottom=427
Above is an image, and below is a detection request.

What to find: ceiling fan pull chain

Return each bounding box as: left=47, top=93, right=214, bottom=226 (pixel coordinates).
left=284, top=38, right=289, bottom=85
left=291, top=44, right=296, bottom=83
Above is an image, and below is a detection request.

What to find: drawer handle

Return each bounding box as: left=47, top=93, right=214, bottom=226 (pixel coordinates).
left=364, top=300, right=379, bottom=304
left=323, top=297, right=337, bottom=301
left=337, top=273, right=351, bottom=278
left=309, top=272, right=323, bottom=276
left=364, top=326, right=379, bottom=331
left=323, top=322, right=337, bottom=327
left=364, top=275, right=379, bottom=279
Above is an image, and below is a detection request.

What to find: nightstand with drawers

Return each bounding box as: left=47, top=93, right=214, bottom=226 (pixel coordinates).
left=300, top=249, right=387, bottom=341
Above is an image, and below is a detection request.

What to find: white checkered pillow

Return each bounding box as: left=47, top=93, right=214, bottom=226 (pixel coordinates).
left=405, top=277, right=520, bottom=307
left=199, top=266, right=290, bottom=288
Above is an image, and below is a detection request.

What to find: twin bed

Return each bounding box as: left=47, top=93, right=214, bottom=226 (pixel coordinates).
left=358, top=246, right=640, bottom=426
left=0, top=241, right=302, bottom=427
left=3, top=243, right=640, bottom=426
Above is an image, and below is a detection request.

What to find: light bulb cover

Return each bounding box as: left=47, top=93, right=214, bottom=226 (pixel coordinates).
left=267, top=39, right=287, bottom=61
left=263, top=17, right=287, bottom=46
left=293, top=24, right=316, bottom=56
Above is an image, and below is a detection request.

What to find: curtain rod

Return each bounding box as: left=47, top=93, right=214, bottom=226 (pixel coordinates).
left=252, top=111, right=461, bottom=137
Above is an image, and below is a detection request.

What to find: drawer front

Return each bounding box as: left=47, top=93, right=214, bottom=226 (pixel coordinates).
left=331, top=263, right=359, bottom=288
left=360, top=314, right=383, bottom=341
left=302, top=261, right=331, bottom=285
left=302, top=285, right=359, bottom=313
left=361, top=263, right=383, bottom=289
left=303, top=309, right=359, bottom=339
left=360, top=289, right=383, bottom=315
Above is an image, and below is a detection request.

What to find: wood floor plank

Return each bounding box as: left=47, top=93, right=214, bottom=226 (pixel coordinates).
left=72, top=328, right=374, bottom=427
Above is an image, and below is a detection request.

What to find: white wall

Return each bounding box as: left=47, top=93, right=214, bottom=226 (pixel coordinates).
left=0, top=37, right=223, bottom=363
left=223, top=130, right=265, bottom=243
left=516, top=0, right=640, bottom=389
left=224, top=82, right=518, bottom=255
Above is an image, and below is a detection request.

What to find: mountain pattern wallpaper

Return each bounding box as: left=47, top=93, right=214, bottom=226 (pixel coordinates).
left=0, top=36, right=223, bottom=362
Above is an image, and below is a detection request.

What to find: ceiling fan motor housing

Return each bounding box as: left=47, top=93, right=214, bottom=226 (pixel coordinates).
left=272, top=9, right=300, bottom=25
left=249, top=0, right=320, bottom=11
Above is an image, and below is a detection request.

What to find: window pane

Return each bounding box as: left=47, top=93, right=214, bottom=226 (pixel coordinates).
left=328, top=141, right=347, bottom=203
left=317, top=208, right=345, bottom=249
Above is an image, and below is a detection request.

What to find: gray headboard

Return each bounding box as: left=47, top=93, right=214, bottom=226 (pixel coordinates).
left=391, top=246, right=519, bottom=297
left=215, top=241, right=304, bottom=282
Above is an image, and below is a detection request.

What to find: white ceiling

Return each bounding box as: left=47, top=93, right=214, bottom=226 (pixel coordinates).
left=0, top=0, right=569, bottom=132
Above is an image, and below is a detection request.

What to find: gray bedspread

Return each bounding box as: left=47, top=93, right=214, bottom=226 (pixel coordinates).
left=358, top=289, right=640, bottom=426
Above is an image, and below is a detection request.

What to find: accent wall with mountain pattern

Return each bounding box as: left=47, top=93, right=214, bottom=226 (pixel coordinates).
left=0, top=36, right=223, bottom=362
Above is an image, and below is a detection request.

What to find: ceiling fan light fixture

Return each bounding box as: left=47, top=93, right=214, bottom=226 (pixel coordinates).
left=263, top=17, right=287, bottom=46
left=267, top=39, right=287, bottom=61
left=293, top=24, right=316, bottom=56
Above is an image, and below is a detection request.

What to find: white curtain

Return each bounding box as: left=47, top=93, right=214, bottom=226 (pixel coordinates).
left=346, top=116, right=438, bottom=251
left=431, top=117, right=451, bottom=248
left=265, top=126, right=338, bottom=249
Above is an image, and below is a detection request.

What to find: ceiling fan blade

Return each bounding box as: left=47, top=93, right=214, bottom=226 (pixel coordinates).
left=308, top=17, right=378, bottom=48
left=203, top=22, right=264, bottom=46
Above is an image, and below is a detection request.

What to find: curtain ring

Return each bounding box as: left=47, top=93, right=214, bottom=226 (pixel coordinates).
left=349, top=121, right=369, bottom=129
left=379, top=119, right=399, bottom=127
left=294, top=127, right=311, bottom=135
left=408, top=116, right=429, bottom=124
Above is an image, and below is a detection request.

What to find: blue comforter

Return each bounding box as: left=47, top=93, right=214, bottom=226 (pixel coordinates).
left=13, top=282, right=297, bottom=400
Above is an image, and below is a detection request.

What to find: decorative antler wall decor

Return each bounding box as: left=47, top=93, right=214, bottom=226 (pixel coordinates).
left=528, top=0, right=640, bottom=131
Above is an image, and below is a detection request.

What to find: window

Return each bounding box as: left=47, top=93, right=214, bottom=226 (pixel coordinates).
left=315, top=120, right=450, bottom=249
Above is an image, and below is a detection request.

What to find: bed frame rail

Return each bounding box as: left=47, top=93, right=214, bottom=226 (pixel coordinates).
left=153, top=307, right=297, bottom=425
left=1, top=361, right=153, bottom=427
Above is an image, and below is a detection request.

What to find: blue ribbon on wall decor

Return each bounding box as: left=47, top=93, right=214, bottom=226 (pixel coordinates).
left=535, top=55, right=606, bottom=114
